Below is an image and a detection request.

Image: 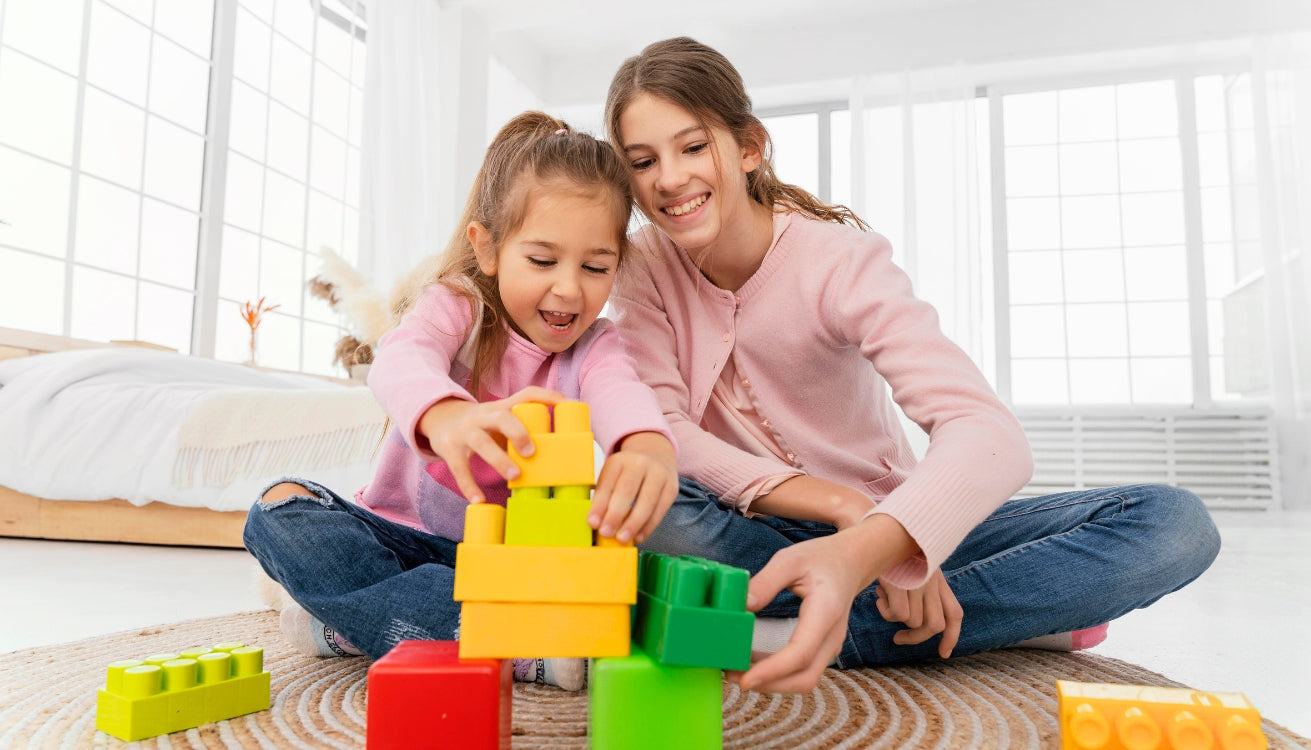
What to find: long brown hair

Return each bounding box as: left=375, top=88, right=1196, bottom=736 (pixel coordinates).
left=605, top=36, right=867, bottom=230
left=392, top=111, right=633, bottom=395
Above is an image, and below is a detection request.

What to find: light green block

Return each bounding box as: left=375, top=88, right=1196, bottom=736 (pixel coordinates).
left=505, top=495, right=592, bottom=547
left=96, top=643, right=270, bottom=741
left=589, top=643, right=722, bottom=750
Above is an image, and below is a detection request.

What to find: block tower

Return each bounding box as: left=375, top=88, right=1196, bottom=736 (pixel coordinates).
left=452, top=401, right=638, bottom=658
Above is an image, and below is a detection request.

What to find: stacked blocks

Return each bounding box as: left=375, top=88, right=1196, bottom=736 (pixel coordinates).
left=1057, top=681, right=1268, bottom=750
left=589, top=550, right=752, bottom=749
left=95, top=642, right=270, bottom=741
left=366, top=640, right=512, bottom=750
left=632, top=550, right=753, bottom=671
left=453, top=401, right=637, bottom=659
left=589, top=642, right=723, bottom=750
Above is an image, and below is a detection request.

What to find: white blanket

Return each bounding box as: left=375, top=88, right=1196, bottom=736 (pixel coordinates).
left=0, top=347, right=384, bottom=512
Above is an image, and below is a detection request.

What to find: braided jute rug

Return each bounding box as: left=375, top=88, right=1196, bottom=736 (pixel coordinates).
left=1, top=610, right=1306, bottom=749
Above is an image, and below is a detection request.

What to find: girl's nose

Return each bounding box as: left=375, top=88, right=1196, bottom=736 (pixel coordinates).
left=654, top=160, right=687, bottom=192
left=552, top=270, right=582, bottom=300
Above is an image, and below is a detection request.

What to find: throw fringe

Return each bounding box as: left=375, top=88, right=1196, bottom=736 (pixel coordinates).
left=173, top=422, right=386, bottom=488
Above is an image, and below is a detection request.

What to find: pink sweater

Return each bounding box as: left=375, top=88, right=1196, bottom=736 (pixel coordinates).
left=610, top=212, right=1033, bottom=587
left=358, top=284, right=672, bottom=541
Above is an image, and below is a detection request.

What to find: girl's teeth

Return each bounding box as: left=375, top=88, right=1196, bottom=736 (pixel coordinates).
left=665, top=195, right=706, bottom=216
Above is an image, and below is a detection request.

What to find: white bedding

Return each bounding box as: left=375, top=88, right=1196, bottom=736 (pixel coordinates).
left=0, top=347, right=385, bottom=512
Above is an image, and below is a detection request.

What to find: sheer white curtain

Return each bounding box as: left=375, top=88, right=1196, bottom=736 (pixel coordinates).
left=1253, top=31, right=1311, bottom=507
left=357, top=0, right=495, bottom=297
left=849, top=68, right=991, bottom=378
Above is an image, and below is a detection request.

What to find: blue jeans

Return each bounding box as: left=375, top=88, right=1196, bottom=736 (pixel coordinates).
left=641, top=478, right=1221, bottom=668
left=243, top=479, right=463, bottom=659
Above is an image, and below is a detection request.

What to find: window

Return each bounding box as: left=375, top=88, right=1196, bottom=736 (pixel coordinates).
left=214, top=0, right=366, bottom=374
left=997, top=73, right=1262, bottom=406
left=0, top=0, right=367, bottom=376
left=0, top=0, right=215, bottom=351
left=759, top=67, right=1264, bottom=409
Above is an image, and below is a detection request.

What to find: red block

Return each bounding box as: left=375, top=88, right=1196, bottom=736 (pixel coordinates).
left=366, top=640, right=512, bottom=749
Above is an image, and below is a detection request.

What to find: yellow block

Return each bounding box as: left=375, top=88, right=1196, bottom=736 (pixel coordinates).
left=508, top=402, right=595, bottom=489
left=458, top=601, right=631, bottom=659
left=453, top=543, right=637, bottom=603
left=1056, top=681, right=1267, bottom=750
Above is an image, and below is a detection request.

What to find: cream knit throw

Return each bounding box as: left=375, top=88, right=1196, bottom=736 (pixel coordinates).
left=173, top=387, right=387, bottom=488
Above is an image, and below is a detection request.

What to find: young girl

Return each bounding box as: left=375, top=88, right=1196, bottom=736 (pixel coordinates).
left=604, top=37, right=1221, bottom=694
left=243, top=112, right=678, bottom=691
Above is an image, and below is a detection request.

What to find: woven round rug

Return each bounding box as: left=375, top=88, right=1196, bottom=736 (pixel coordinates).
left=1, top=609, right=1307, bottom=749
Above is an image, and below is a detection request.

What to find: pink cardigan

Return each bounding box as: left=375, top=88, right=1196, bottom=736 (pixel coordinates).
left=610, top=212, right=1033, bottom=587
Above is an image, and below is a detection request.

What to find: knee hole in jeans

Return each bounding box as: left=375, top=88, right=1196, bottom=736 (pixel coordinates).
left=261, top=482, right=313, bottom=505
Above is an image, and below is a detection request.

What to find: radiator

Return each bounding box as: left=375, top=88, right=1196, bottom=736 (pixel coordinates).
left=1013, top=407, right=1279, bottom=510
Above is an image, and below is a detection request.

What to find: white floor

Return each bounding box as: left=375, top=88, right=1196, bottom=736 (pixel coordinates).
left=2, top=509, right=1309, bottom=737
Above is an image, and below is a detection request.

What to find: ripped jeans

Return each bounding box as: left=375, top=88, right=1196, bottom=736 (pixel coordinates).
left=243, top=479, right=463, bottom=659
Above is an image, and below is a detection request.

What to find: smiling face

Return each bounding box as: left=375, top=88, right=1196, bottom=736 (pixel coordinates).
left=617, top=93, right=762, bottom=256
left=472, top=182, right=622, bottom=353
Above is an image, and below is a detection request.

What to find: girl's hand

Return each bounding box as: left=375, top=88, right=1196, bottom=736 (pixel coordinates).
left=589, top=431, right=677, bottom=544
left=729, top=514, right=917, bottom=694
left=875, top=568, right=962, bottom=658
left=417, top=387, right=567, bottom=504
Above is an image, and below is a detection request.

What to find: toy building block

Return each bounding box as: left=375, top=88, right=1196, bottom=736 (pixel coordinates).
left=590, top=642, right=723, bottom=750
left=95, top=642, right=270, bottom=741
left=505, top=401, right=594, bottom=547
left=454, top=475, right=637, bottom=660
left=454, top=543, right=638, bottom=603
left=633, top=551, right=753, bottom=670
left=366, top=640, right=511, bottom=750
left=459, top=600, right=631, bottom=658
left=1057, top=680, right=1268, bottom=750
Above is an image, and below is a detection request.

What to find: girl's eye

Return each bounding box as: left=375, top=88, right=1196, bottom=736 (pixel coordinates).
left=630, top=157, right=654, bottom=171
left=583, top=264, right=612, bottom=275
left=687, top=142, right=709, bottom=155
left=527, top=257, right=555, bottom=268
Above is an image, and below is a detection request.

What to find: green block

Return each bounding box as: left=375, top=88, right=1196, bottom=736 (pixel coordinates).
left=589, top=643, right=722, bottom=750
left=95, top=643, right=270, bottom=741
left=632, top=552, right=753, bottom=670
left=504, top=494, right=592, bottom=547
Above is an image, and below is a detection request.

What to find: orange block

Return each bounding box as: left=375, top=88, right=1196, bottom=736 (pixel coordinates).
left=457, top=601, right=631, bottom=659
left=1056, top=681, right=1267, bottom=750
left=453, top=543, right=638, bottom=604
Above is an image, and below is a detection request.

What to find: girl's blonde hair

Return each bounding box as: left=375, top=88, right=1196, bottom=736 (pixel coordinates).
left=392, top=111, right=633, bottom=394
left=604, top=36, right=868, bottom=231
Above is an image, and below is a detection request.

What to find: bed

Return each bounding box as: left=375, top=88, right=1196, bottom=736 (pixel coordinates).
left=0, top=327, right=386, bottom=548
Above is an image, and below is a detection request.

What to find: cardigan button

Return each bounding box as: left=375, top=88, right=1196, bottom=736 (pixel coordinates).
left=742, top=378, right=751, bottom=387
left=786, top=452, right=796, bottom=461
left=722, top=332, right=730, bottom=342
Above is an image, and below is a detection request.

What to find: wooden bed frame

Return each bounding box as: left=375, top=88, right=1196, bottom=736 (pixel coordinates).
left=0, top=327, right=247, bottom=548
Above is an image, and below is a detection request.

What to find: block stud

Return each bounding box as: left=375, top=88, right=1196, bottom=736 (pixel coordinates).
left=231, top=646, right=264, bottom=677
left=162, top=659, right=198, bottom=691
left=464, top=503, right=506, bottom=545
left=105, top=660, right=144, bottom=694
left=122, top=665, right=162, bottom=699
left=1066, top=703, right=1111, bottom=749
left=198, top=651, right=232, bottom=683
left=1220, top=714, right=1264, bottom=750
left=1116, top=706, right=1161, bottom=750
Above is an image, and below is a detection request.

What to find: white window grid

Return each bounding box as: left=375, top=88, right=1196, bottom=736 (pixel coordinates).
left=758, top=61, right=1263, bottom=409
left=0, top=0, right=366, bottom=377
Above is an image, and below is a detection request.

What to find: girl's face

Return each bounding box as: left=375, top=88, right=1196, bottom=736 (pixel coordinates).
left=617, top=93, right=761, bottom=255
left=471, top=184, right=621, bottom=353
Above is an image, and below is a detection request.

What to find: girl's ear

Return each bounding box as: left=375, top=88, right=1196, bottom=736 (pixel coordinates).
left=739, top=123, right=766, bottom=174
left=468, top=222, right=497, bottom=276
